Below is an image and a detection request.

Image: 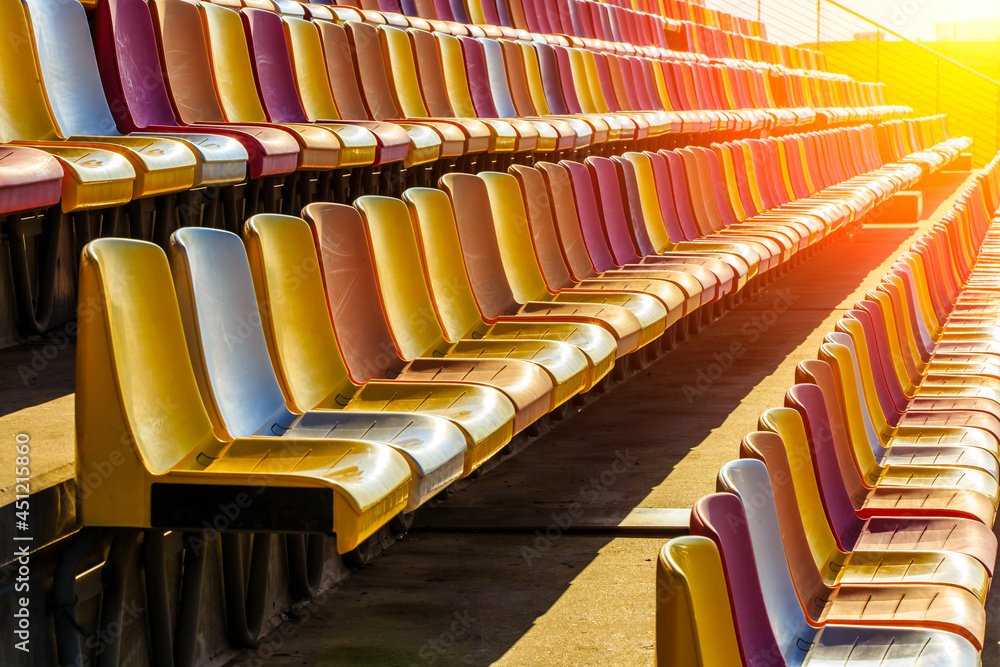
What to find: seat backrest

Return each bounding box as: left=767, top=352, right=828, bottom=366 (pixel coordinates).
left=508, top=43, right=547, bottom=117
left=242, top=214, right=358, bottom=411
left=619, top=152, right=673, bottom=254
left=355, top=196, right=454, bottom=359
left=198, top=2, right=270, bottom=123
left=479, top=39, right=521, bottom=119
left=302, top=203, right=410, bottom=382
left=0, top=0, right=63, bottom=142
left=479, top=172, right=555, bottom=301
left=403, top=187, right=489, bottom=340
left=458, top=37, right=501, bottom=118
left=283, top=17, right=343, bottom=122
left=440, top=172, right=521, bottom=317
left=560, top=160, right=620, bottom=274
left=24, top=0, right=122, bottom=137
left=510, top=164, right=581, bottom=291
left=315, top=22, right=373, bottom=122
left=410, top=29, right=458, bottom=118
left=346, top=21, right=404, bottom=121
left=435, top=32, right=480, bottom=119
left=535, top=162, right=598, bottom=282
left=148, top=0, right=227, bottom=125
left=586, top=156, right=644, bottom=265
left=717, top=458, right=822, bottom=662
left=498, top=40, right=540, bottom=117
left=77, top=239, right=226, bottom=528
left=379, top=25, right=432, bottom=119
left=758, top=405, right=863, bottom=553
left=92, top=0, right=185, bottom=132
left=241, top=9, right=311, bottom=124
left=169, top=227, right=293, bottom=439
left=835, top=315, right=904, bottom=430
left=689, top=493, right=784, bottom=665
left=656, top=536, right=743, bottom=666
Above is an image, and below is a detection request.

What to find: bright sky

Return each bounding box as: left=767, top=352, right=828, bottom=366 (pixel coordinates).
left=707, top=0, right=1000, bottom=43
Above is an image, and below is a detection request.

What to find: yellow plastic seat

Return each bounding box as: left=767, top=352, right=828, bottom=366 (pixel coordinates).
left=76, top=238, right=411, bottom=553
left=478, top=171, right=673, bottom=349
left=243, top=213, right=518, bottom=477
left=441, top=172, right=648, bottom=357
left=403, top=186, right=617, bottom=389
left=356, top=195, right=591, bottom=408
left=655, top=536, right=743, bottom=666
left=198, top=2, right=359, bottom=170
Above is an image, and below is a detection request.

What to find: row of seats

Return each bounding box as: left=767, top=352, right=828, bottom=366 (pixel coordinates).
left=325, top=0, right=815, bottom=69
left=657, top=159, right=1000, bottom=664
left=75, top=121, right=964, bottom=558
left=0, top=0, right=905, bottom=233
left=607, top=0, right=765, bottom=39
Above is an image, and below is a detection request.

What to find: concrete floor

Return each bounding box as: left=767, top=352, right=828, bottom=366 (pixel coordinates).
left=4, top=171, right=995, bottom=666
left=214, top=171, right=998, bottom=666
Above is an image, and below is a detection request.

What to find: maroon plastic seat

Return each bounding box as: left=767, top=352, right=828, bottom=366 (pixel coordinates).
left=240, top=9, right=405, bottom=167
left=0, top=147, right=63, bottom=216
left=95, top=0, right=298, bottom=180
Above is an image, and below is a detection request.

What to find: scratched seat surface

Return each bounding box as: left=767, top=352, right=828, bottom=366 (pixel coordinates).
left=76, top=237, right=412, bottom=553
left=168, top=226, right=467, bottom=511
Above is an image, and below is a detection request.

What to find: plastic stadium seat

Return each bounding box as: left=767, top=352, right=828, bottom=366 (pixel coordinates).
left=355, top=194, right=596, bottom=400
left=26, top=0, right=249, bottom=195
left=345, top=21, right=474, bottom=166
left=785, top=382, right=998, bottom=525
left=0, top=0, right=199, bottom=210
left=242, top=213, right=518, bottom=476
left=377, top=25, right=505, bottom=160
left=402, top=187, right=618, bottom=382
left=76, top=238, right=411, bottom=553
left=711, top=462, right=987, bottom=653
left=757, top=407, right=998, bottom=574
left=281, top=18, right=414, bottom=167
left=586, top=153, right=761, bottom=283
left=545, top=162, right=742, bottom=333
left=101, top=0, right=299, bottom=190
left=197, top=3, right=369, bottom=171
left=168, top=227, right=468, bottom=511
left=302, top=202, right=561, bottom=434
left=312, top=21, right=443, bottom=169
left=796, top=357, right=1000, bottom=480
left=657, top=509, right=981, bottom=665
left=0, top=147, right=63, bottom=216
left=480, top=170, right=690, bottom=336
left=405, top=29, right=531, bottom=156
left=442, top=172, right=653, bottom=355
left=239, top=9, right=396, bottom=171
left=725, top=449, right=990, bottom=606
left=512, top=163, right=724, bottom=316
